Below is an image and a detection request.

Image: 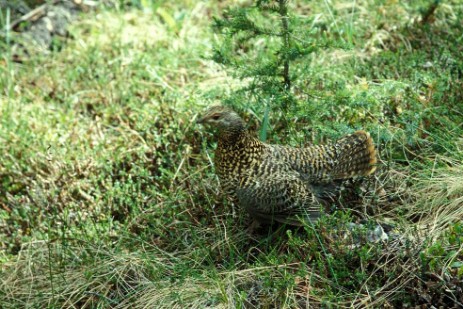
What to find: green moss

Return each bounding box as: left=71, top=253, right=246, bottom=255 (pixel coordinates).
left=1, top=0, right=463, bottom=307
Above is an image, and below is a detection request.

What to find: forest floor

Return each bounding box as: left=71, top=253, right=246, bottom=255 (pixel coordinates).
left=1, top=1, right=463, bottom=307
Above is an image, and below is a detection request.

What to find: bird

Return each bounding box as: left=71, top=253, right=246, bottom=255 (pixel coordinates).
left=197, top=105, right=377, bottom=226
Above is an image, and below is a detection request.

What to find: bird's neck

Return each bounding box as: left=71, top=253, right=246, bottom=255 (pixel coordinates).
left=217, top=129, right=261, bottom=150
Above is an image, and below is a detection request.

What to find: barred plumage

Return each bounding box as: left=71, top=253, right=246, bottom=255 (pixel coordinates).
left=197, top=105, right=377, bottom=225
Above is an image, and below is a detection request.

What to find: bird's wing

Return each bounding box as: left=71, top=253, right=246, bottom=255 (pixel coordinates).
left=236, top=163, right=324, bottom=225
left=267, top=131, right=377, bottom=181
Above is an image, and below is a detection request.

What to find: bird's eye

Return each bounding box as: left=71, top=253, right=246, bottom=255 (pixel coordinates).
left=211, top=114, right=221, bottom=120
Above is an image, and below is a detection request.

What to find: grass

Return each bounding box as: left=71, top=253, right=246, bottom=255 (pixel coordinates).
left=1, top=0, right=463, bottom=307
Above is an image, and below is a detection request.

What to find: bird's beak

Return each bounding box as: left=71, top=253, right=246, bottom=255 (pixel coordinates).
left=196, top=115, right=206, bottom=124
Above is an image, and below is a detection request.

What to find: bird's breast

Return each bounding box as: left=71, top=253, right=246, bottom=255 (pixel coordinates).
left=214, top=144, right=262, bottom=193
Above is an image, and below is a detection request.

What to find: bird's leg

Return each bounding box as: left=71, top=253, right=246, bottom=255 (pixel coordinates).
left=247, top=219, right=262, bottom=234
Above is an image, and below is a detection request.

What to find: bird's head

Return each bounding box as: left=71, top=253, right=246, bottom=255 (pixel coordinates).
left=197, top=105, right=246, bottom=134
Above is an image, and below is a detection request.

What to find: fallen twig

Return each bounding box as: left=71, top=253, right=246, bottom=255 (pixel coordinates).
left=7, top=0, right=61, bottom=31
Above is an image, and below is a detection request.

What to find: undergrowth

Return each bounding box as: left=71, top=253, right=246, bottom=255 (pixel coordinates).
left=0, top=0, right=462, bottom=307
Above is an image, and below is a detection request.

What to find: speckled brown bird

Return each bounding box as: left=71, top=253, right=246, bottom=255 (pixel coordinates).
left=197, top=105, right=377, bottom=225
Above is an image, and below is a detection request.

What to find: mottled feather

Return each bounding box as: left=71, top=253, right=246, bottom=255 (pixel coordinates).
left=197, top=106, right=377, bottom=225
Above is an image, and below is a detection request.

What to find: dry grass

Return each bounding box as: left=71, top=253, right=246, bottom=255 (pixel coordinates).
left=1, top=0, right=463, bottom=307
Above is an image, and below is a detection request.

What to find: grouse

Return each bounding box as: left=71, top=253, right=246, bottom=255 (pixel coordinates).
left=197, top=105, right=377, bottom=226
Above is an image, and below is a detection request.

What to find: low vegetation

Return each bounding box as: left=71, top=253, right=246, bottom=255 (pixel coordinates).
left=1, top=0, right=462, bottom=307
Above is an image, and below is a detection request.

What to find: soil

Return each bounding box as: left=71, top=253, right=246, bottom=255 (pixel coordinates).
left=1, top=0, right=95, bottom=61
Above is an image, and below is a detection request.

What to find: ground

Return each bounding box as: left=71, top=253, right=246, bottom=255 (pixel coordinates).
left=0, top=0, right=463, bottom=308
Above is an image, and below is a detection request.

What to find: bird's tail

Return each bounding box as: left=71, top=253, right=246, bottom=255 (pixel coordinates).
left=331, top=130, right=377, bottom=179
